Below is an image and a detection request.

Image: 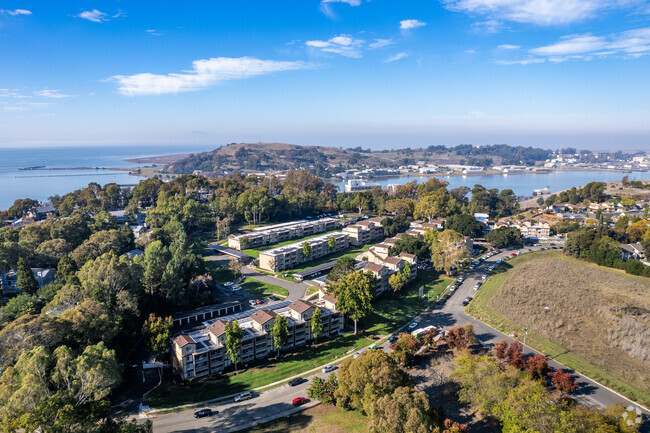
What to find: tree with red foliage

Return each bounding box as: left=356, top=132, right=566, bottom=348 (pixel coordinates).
left=551, top=369, right=578, bottom=393
left=492, top=339, right=509, bottom=360
left=525, top=354, right=550, bottom=380
left=445, top=323, right=476, bottom=350
left=422, top=328, right=438, bottom=350
left=438, top=419, right=469, bottom=433
left=505, top=341, right=525, bottom=368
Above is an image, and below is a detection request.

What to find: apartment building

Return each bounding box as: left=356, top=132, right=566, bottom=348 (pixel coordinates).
left=258, top=232, right=350, bottom=272
left=344, top=179, right=380, bottom=192
left=495, top=220, right=551, bottom=239
left=228, top=218, right=339, bottom=250
left=171, top=298, right=343, bottom=380
left=342, top=217, right=386, bottom=246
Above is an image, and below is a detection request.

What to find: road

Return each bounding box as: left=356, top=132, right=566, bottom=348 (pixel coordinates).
left=150, top=245, right=648, bottom=432
left=417, top=245, right=650, bottom=419
left=242, top=265, right=310, bottom=302
left=149, top=371, right=332, bottom=433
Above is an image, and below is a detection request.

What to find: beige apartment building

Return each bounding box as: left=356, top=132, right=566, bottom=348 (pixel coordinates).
left=342, top=217, right=386, bottom=246
left=495, top=220, right=551, bottom=239
left=258, top=232, right=350, bottom=272
left=172, top=298, right=343, bottom=380
left=228, top=218, right=339, bottom=250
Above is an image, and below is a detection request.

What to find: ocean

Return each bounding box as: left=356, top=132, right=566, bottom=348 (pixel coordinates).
left=1, top=145, right=647, bottom=210
left=0, top=144, right=215, bottom=210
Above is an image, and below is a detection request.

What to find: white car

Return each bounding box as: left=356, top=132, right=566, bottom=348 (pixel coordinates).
left=232, top=286, right=242, bottom=291
left=408, top=322, right=418, bottom=330
left=234, top=391, right=252, bottom=402
left=322, top=365, right=337, bottom=373
left=473, top=285, right=480, bottom=291
left=224, top=282, right=233, bottom=287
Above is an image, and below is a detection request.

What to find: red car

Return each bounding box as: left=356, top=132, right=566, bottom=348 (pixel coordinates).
left=292, top=397, right=307, bottom=406
left=510, top=253, right=516, bottom=257
left=255, top=299, right=262, bottom=305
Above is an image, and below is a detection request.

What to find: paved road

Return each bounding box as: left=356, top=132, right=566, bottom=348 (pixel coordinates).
left=149, top=370, right=333, bottom=433
left=418, top=245, right=650, bottom=419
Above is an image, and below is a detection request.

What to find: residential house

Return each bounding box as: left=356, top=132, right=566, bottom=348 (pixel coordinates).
left=1, top=268, right=56, bottom=295
left=619, top=243, right=645, bottom=261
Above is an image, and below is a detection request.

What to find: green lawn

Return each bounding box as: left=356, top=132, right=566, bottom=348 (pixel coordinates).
left=149, top=272, right=447, bottom=409
left=203, top=259, right=236, bottom=283
left=362, top=271, right=450, bottom=336
left=241, top=277, right=289, bottom=299
left=466, top=251, right=650, bottom=408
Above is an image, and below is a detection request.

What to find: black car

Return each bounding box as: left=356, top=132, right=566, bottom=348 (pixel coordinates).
left=288, top=377, right=307, bottom=387
left=194, top=409, right=214, bottom=418
left=388, top=335, right=398, bottom=344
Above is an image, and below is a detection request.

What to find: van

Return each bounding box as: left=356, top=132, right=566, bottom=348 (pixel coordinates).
left=234, top=391, right=252, bottom=402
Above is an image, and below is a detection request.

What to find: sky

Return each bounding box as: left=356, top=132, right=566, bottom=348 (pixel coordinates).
left=1, top=0, right=650, bottom=151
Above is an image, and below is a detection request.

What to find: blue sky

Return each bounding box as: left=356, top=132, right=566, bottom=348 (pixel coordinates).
left=1, top=0, right=649, bottom=151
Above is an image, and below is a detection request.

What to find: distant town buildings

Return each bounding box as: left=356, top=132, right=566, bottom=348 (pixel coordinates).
left=344, top=179, right=381, bottom=192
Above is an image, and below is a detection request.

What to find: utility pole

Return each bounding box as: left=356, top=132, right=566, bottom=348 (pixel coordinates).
left=523, top=328, right=528, bottom=355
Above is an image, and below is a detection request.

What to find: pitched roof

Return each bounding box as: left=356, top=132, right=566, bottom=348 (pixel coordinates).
left=357, top=220, right=374, bottom=226
left=322, top=294, right=338, bottom=304
left=289, top=299, right=316, bottom=314
left=173, top=334, right=196, bottom=347
left=208, top=320, right=228, bottom=337
left=399, top=252, right=416, bottom=259
left=384, top=257, right=403, bottom=265
left=250, top=309, right=277, bottom=325
left=364, top=263, right=386, bottom=273
left=374, top=243, right=391, bottom=249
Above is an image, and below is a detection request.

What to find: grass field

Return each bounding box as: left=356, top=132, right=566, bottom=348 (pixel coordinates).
left=466, top=250, right=650, bottom=407
left=241, top=277, right=289, bottom=299
left=149, top=273, right=447, bottom=408
left=241, top=404, right=368, bottom=433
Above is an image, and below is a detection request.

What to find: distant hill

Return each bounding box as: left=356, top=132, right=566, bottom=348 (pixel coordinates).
left=167, top=142, right=553, bottom=176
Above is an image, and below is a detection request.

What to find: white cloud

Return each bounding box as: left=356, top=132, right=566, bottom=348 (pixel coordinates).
left=472, top=19, right=504, bottom=33
left=369, top=39, right=394, bottom=49
left=1, top=9, right=32, bottom=16
left=496, top=57, right=546, bottom=64
left=108, top=57, right=310, bottom=96
left=465, top=49, right=477, bottom=53
left=498, top=44, right=521, bottom=49
left=146, top=29, right=163, bottom=36
left=320, top=0, right=363, bottom=18
left=78, top=9, right=107, bottom=23
left=400, top=19, right=427, bottom=30
left=34, top=89, right=73, bottom=98
left=384, top=52, right=409, bottom=62
left=306, top=34, right=364, bottom=58
left=499, top=27, right=650, bottom=64
left=441, top=0, right=639, bottom=26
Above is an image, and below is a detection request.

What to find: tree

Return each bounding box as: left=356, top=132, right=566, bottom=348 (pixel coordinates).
left=35, top=238, right=72, bottom=267
left=332, top=270, right=375, bottom=334
left=485, top=226, right=523, bottom=248
left=74, top=341, right=122, bottom=405
left=307, top=374, right=338, bottom=405
left=391, top=333, right=422, bottom=366
left=445, top=323, right=476, bottom=349
left=369, top=386, right=434, bottom=433
left=388, top=273, right=406, bottom=294
left=422, top=328, right=438, bottom=351
left=537, top=197, right=545, bottom=206
left=327, top=256, right=356, bottom=282
left=16, top=257, right=39, bottom=295
left=142, top=314, right=172, bottom=360
left=229, top=257, right=243, bottom=277
left=505, top=341, right=525, bottom=368
left=271, top=315, right=289, bottom=356
left=551, top=369, right=578, bottom=393
left=8, top=198, right=39, bottom=218
left=445, top=213, right=483, bottom=238
left=492, top=339, right=509, bottom=360
left=385, top=198, right=415, bottom=217
left=430, top=230, right=470, bottom=276
left=311, top=307, right=323, bottom=341
left=328, top=236, right=336, bottom=250
left=335, top=349, right=408, bottom=414
left=414, top=189, right=458, bottom=222
left=302, top=241, right=312, bottom=259
left=225, top=321, right=243, bottom=374
left=525, top=354, right=550, bottom=380
left=351, top=193, right=370, bottom=215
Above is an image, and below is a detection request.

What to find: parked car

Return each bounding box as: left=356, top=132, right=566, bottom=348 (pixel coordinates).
left=254, top=299, right=262, bottom=305
left=353, top=349, right=366, bottom=359
left=234, top=392, right=252, bottom=402
left=194, top=409, right=213, bottom=418
left=387, top=335, right=399, bottom=344
left=224, top=282, right=233, bottom=287
left=449, top=286, right=456, bottom=292
left=462, top=297, right=472, bottom=306
left=292, top=397, right=308, bottom=406
left=248, top=300, right=256, bottom=306
left=288, top=377, right=307, bottom=387
left=322, top=365, right=337, bottom=373
left=408, top=322, right=418, bottom=330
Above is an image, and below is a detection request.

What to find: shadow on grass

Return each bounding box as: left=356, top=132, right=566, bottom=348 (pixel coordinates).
left=490, top=262, right=513, bottom=275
